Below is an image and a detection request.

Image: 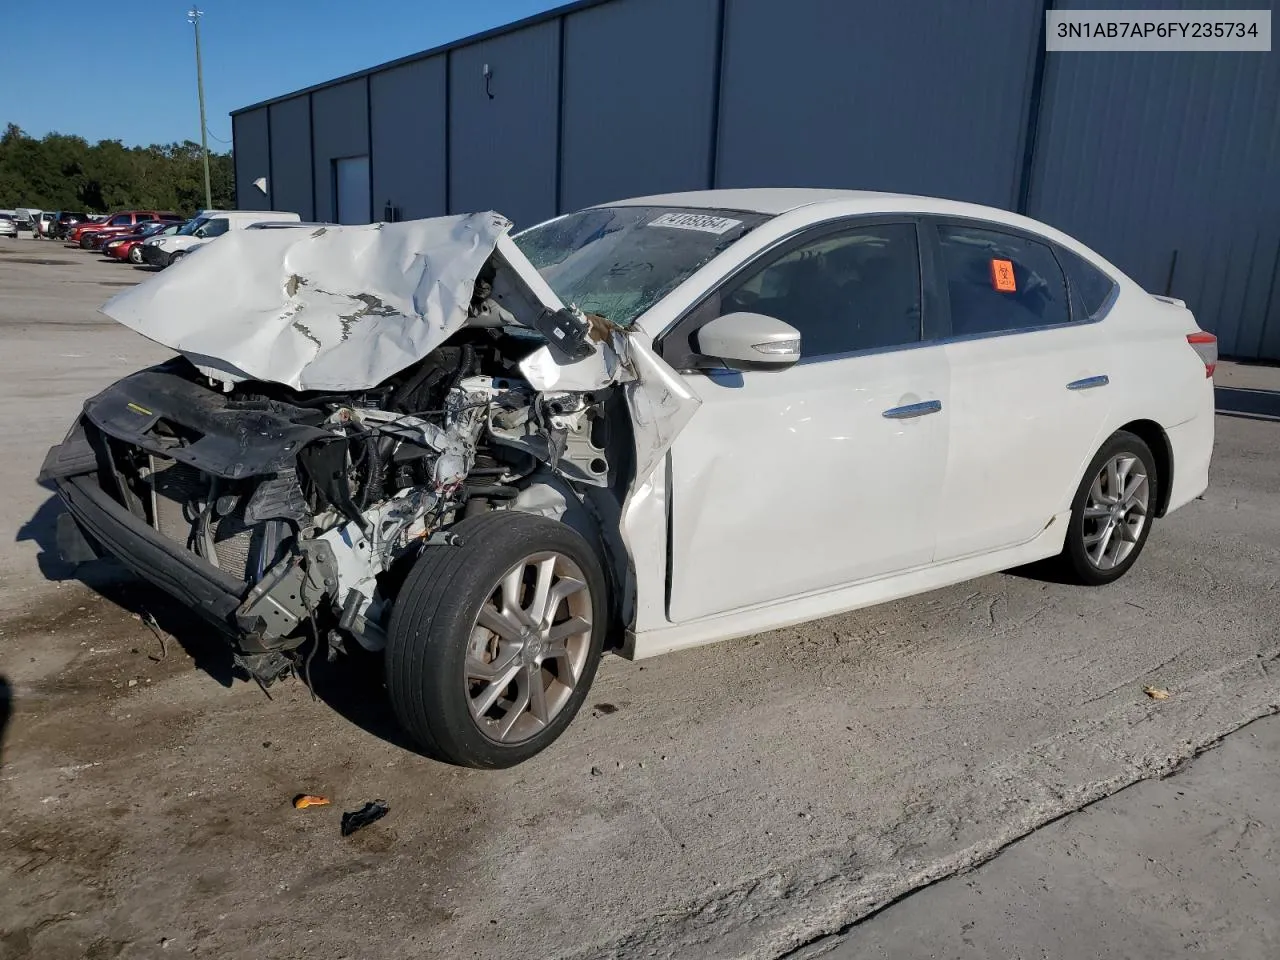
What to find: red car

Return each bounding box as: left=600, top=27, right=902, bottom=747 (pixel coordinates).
left=67, top=211, right=182, bottom=248
left=104, top=221, right=184, bottom=264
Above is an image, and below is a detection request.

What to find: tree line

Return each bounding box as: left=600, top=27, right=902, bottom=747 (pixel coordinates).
left=0, top=123, right=235, bottom=215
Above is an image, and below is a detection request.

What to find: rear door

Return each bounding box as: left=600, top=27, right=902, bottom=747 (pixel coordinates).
left=927, top=219, right=1115, bottom=561
left=663, top=219, right=952, bottom=622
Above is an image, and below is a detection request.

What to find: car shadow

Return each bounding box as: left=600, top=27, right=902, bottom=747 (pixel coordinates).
left=301, top=646, right=423, bottom=755
left=18, top=492, right=421, bottom=751
left=1215, top=384, right=1280, bottom=422
left=1003, top=557, right=1079, bottom=585
left=0, top=675, right=12, bottom=770
left=19, top=492, right=236, bottom=686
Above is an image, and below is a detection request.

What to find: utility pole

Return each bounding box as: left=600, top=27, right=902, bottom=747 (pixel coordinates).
left=189, top=6, right=212, bottom=211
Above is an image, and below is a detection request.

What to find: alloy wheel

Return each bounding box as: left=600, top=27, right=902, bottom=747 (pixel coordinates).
left=1082, top=453, right=1150, bottom=570
left=465, top=551, right=593, bottom=743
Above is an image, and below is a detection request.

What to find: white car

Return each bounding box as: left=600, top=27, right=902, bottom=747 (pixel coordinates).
left=43, top=190, right=1215, bottom=767
left=141, top=210, right=301, bottom=266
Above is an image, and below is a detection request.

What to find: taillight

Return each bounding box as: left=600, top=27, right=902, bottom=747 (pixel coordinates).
left=1187, top=331, right=1217, bottom=378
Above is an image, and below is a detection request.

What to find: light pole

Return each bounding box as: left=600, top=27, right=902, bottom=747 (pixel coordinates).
left=188, top=6, right=212, bottom=211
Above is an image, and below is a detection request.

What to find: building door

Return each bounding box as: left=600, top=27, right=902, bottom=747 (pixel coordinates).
left=333, top=155, right=371, bottom=224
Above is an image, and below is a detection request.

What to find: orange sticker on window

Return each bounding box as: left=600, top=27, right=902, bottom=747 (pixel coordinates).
left=990, top=258, right=1016, bottom=292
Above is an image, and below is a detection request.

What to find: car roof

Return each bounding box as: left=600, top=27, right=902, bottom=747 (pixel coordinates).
left=603, top=188, right=914, bottom=215
left=599, top=187, right=1068, bottom=239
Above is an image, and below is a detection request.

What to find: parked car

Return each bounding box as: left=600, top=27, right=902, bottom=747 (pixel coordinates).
left=0, top=213, right=17, bottom=238
left=42, top=190, right=1216, bottom=768
left=68, top=211, right=182, bottom=248
left=103, top=221, right=177, bottom=261
left=49, top=211, right=92, bottom=240
left=14, top=208, right=42, bottom=233
left=140, top=210, right=301, bottom=266
left=105, top=221, right=183, bottom=263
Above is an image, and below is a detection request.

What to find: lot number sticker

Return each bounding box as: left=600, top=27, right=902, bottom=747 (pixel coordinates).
left=990, top=258, right=1017, bottom=292
left=648, top=213, right=743, bottom=234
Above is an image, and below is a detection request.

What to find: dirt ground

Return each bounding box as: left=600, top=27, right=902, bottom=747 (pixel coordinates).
left=0, top=242, right=1277, bottom=960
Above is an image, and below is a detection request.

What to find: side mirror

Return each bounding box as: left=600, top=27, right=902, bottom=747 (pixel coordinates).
left=695, top=312, right=802, bottom=370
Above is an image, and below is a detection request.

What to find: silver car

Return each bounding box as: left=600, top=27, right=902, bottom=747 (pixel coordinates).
left=0, top=214, right=18, bottom=238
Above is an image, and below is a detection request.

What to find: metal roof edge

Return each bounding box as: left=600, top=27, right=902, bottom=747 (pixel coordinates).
left=230, top=0, right=616, bottom=116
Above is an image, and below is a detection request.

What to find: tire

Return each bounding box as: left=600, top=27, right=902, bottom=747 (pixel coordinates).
left=167, top=251, right=185, bottom=266
left=385, top=511, right=607, bottom=768
left=1059, top=430, right=1158, bottom=586
left=129, top=247, right=143, bottom=264
left=79, top=236, right=94, bottom=249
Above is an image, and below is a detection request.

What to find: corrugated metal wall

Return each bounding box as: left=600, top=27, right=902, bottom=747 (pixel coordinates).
left=716, top=0, right=1041, bottom=208
left=311, top=80, right=371, bottom=224
left=449, top=21, right=562, bottom=228
left=234, top=0, right=1280, bottom=358
left=370, top=57, right=448, bottom=221
left=267, top=96, right=313, bottom=221
left=1028, top=0, right=1280, bottom=359
left=231, top=109, right=271, bottom=210
left=559, top=0, right=719, bottom=211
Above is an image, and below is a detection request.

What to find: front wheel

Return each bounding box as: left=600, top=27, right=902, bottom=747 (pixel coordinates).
left=385, top=511, right=607, bottom=768
left=1059, top=430, right=1158, bottom=585
left=128, top=246, right=143, bottom=264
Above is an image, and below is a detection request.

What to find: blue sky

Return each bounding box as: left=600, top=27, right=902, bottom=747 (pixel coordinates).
left=0, top=0, right=562, bottom=148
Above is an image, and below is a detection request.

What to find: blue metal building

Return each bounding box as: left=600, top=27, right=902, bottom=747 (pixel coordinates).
left=231, top=0, right=1280, bottom=359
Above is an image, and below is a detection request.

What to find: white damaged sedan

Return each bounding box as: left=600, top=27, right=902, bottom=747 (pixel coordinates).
left=42, top=189, right=1216, bottom=767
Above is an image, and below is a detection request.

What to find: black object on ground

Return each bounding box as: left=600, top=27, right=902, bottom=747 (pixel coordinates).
left=341, top=799, right=390, bottom=837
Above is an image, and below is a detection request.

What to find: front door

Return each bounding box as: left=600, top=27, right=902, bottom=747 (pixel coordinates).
left=663, top=220, right=952, bottom=623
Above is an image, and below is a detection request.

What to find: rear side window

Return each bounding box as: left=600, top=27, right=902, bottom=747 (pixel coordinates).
left=135, top=213, right=155, bottom=223
left=937, top=224, right=1070, bottom=336
left=716, top=222, right=922, bottom=358
left=1056, top=246, right=1118, bottom=318
left=107, top=214, right=130, bottom=226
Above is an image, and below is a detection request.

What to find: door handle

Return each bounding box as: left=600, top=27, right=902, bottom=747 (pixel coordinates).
left=882, top=400, right=942, bottom=419
left=1067, top=375, right=1110, bottom=390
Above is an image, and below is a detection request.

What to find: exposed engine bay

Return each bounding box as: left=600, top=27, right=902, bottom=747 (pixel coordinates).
left=42, top=212, right=701, bottom=685
left=69, top=315, right=623, bottom=673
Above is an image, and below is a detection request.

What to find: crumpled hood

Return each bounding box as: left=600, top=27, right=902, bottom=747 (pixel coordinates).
left=100, top=209, right=703, bottom=488
left=102, top=212, right=519, bottom=391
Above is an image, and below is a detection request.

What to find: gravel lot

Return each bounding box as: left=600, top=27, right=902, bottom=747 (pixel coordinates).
left=1, top=241, right=1277, bottom=960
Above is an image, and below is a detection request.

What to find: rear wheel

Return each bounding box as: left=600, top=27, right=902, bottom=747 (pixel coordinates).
left=1059, top=430, right=1157, bottom=585
left=385, top=511, right=606, bottom=768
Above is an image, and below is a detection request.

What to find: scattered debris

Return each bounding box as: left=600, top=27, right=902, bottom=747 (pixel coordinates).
left=139, top=609, right=168, bottom=661
left=341, top=799, right=389, bottom=836
left=590, top=766, right=603, bottom=777
left=1144, top=685, right=1172, bottom=700
left=594, top=703, right=619, bottom=715
left=292, top=794, right=331, bottom=809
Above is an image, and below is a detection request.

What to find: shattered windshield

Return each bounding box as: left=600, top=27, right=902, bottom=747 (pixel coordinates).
left=513, top=206, right=768, bottom=326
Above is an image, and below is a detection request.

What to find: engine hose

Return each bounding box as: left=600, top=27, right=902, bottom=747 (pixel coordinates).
left=357, top=434, right=393, bottom=509
left=390, top=363, right=447, bottom=412
left=447, top=344, right=477, bottom=392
